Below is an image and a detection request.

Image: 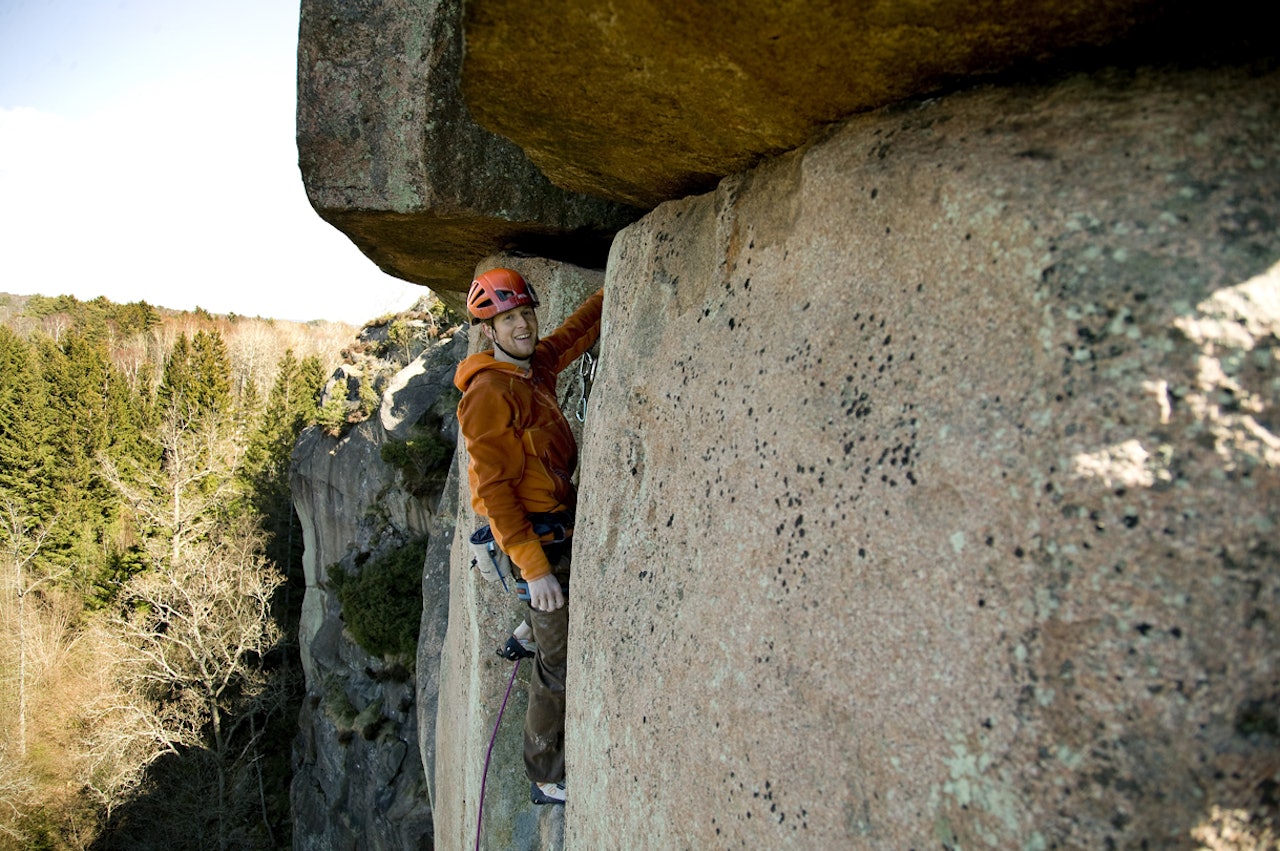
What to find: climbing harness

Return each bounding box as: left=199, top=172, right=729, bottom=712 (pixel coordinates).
left=574, top=350, right=597, bottom=423
left=476, top=657, right=522, bottom=851
left=470, top=513, right=573, bottom=594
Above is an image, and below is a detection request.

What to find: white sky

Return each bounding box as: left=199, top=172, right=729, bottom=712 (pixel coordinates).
left=0, top=0, right=428, bottom=324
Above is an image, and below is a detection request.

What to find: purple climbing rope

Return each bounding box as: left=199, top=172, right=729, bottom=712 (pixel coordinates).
left=476, top=658, right=521, bottom=851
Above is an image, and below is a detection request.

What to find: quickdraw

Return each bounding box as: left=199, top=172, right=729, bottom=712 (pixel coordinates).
left=574, top=350, right=597, bottom=423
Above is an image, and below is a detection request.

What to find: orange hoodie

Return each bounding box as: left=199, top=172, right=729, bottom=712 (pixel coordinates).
left=454, top=288, right=603, bottom=580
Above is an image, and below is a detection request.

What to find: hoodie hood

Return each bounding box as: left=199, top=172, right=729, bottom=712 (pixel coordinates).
left=454, top=350, right=525, bottom=392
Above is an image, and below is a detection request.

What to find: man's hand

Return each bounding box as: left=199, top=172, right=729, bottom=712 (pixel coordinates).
left=526, top=574, right=565, bottom=612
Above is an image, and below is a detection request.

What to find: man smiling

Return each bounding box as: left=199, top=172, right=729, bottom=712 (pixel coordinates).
left=454, top=266, right=603, bottom=805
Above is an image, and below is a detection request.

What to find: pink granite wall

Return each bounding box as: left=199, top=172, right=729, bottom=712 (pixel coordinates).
left=568, top=64, right=1280, bottom=849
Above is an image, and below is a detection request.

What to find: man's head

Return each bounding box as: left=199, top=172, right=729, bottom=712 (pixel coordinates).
left=467, top=267, right=541, bottom=361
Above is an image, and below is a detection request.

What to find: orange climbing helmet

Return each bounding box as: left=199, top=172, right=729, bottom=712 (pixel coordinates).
left=466, top=267, right=539, bottom=324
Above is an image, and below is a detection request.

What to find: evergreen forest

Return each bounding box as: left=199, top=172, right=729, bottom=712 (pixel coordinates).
left=0, top=292, right=398, bottom=850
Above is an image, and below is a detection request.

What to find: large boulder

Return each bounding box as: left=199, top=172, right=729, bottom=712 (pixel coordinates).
left=296, top=0, right=641, bottom=302
left=460, top=0, right=1265, bottom=207
left=567, top=63, right=1280, bottom=849
left=297, top=0, right=1268, bottom=301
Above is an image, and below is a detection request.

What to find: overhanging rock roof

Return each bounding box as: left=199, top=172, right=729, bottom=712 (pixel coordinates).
left=297, top=0, right=1265, bottom=297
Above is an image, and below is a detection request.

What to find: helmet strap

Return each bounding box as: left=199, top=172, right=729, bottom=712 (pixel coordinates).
left=482, top=321, right=533, bottom=367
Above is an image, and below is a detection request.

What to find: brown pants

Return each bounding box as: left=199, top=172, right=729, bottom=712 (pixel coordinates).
left=522, top=543, right=571, bottom=784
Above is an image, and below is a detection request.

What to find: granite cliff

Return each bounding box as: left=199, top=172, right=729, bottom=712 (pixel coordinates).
left=293, top=1, right=1278, bottom=848
left=289, top=313, right=461, bottom=850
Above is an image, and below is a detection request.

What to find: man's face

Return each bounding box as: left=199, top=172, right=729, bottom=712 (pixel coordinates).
left=485, top=305, right=539, bottom=359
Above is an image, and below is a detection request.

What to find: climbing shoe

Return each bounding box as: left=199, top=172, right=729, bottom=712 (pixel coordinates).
left=531, top=781, right=566, bottom=805
left=496, top=636, right=534, bottom=661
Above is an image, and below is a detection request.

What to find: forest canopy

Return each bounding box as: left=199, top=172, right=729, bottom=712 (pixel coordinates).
left=0, top=293, right=358, bottom=850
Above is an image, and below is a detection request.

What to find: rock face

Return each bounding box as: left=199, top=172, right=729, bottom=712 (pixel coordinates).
left=296, top=0, right=641, bottom=302
left=290, top=419, right=434, bottom=851
left=289, top=330, right=464, bottom=851
left=569, top=65, right=1280, bottom=848
left=293, top=2, right=1280, bottom=848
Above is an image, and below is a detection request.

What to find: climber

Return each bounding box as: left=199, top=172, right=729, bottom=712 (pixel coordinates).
left=454, top=266, right=603, bottom=807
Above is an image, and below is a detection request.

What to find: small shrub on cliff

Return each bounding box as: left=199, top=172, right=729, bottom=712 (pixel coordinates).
left=381, top=426, right=454, bottom=497
left=315, top=395, right=349, bottom=437
left=330, top=538, right=427, bottom=660
left=320, top=673, right=359, bottom=729
left=382, top=318, right=417, bottom=358
left=358, top=377, right=380, bottom=419
left=428, top=298, right=466, bottom=329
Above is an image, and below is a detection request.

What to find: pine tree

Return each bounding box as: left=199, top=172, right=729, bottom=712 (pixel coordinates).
left=155, top=334, right=192, bottom=415
left=112, top=301, right=161, bottom=337
left=37, top=331, right=140, bottom=575
left=157, top=329, right=234, bottom=433
left=240, top=351, right=323, bottom=578
left=190, top=329, right=232, bottom=416
left=0, top=328, right=59, bottom=529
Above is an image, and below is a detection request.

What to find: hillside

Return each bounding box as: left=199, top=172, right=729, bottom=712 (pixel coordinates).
left=0, top=287, right=458, bottom=849
left=0, top=292, right=362, bottom=398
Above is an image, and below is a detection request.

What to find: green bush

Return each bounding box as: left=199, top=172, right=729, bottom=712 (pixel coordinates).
left=381, top=426, right=454, bottom=497
left=387, top=318, right=414, bottom=354
left=315, top=394, right=349, bottom=437
left=330, top=538, right=427, bottom=659
left=358, top=379, right=380, bottom=418
left=321, top=673, right=358, bottom=728
left=428, top=298, right=465, bottom=329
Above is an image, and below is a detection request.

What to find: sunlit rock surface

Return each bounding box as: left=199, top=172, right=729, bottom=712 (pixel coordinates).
left=569, top=63, right=1280, bottom=848
left=459, top=0, right=1263, bottom=209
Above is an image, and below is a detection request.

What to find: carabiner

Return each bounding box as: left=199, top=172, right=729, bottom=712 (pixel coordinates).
left=575, top=351, right=597, bottom=422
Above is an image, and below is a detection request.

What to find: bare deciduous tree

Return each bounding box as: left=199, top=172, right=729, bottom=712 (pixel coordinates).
left=0, top=500, right=62, bottom=759
left=84, top=521, right=286, bottom=848
left=0, top=746, right=35, bottom=843
left=89, top=402, right=290, bottom=849
left=100, top=403, right=238, bottom=569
